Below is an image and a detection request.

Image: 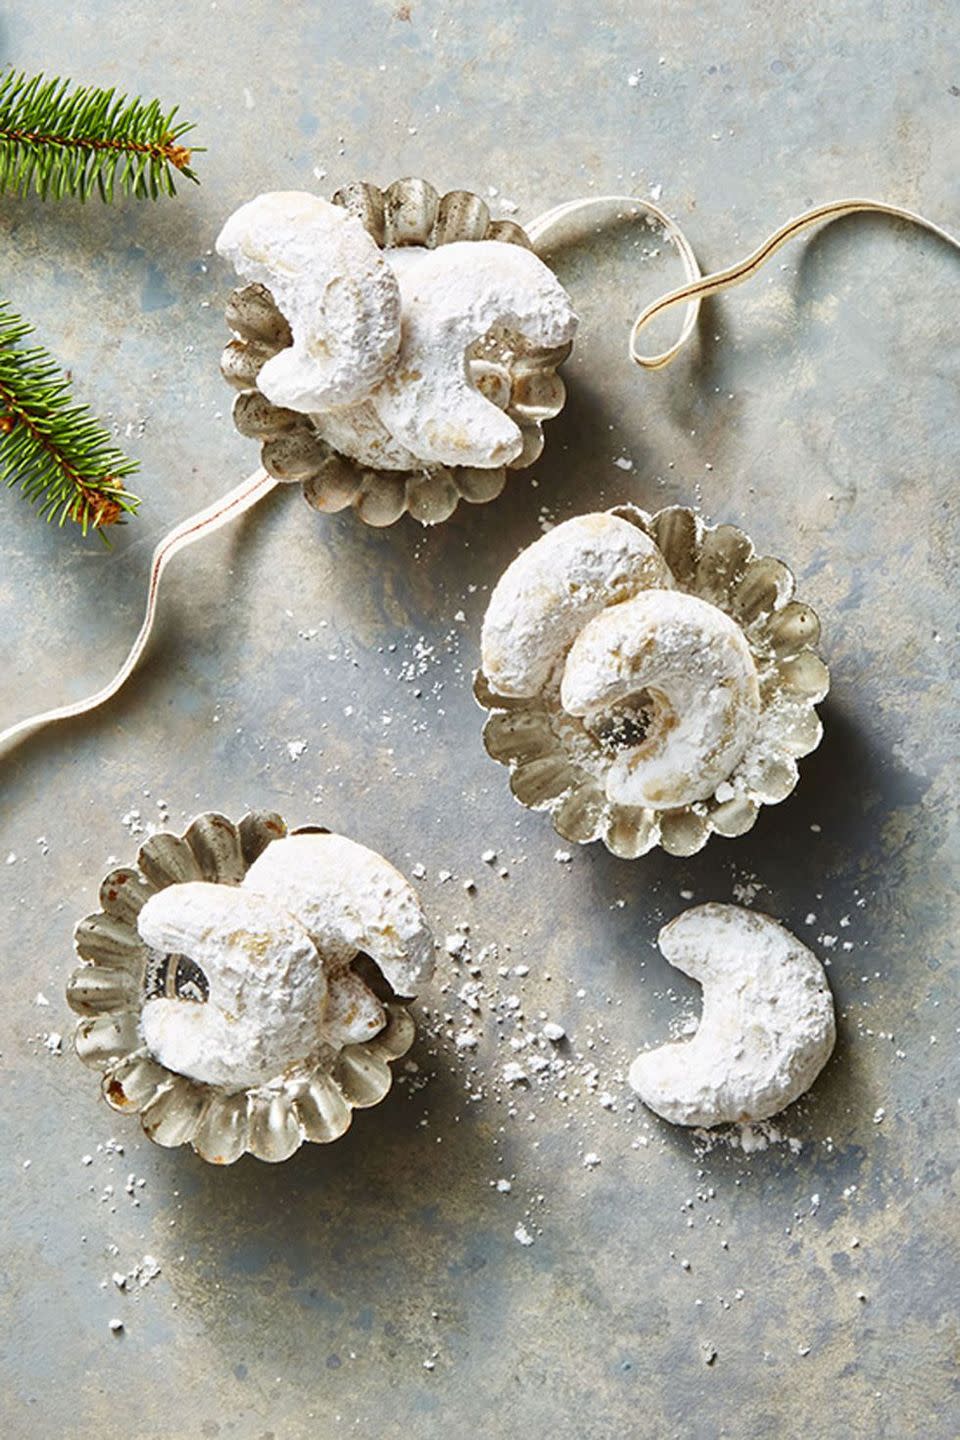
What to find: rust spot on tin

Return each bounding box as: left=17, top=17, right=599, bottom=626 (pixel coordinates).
left=105, top=1076, right=132, bottom=1108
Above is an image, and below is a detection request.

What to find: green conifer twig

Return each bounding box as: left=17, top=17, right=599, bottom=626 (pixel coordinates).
left=0, top=301, right=139, bottom=535
left=0, top=69, right=202, bottom=535
left=0, top=70, right=200, bottom=201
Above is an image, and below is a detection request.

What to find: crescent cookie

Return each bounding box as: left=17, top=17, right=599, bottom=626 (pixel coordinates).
left=560, top=590, right=761, bottom=808
left=481, top=513, right=673, bottom=698
left=370, top=240, right=577, bottom=468
left=242, top=831, right=435, bottom=998
left=217, top=190, right=402, bottom=412
left=138, top=882, right=325, bottom=1089
left=629, top=904, right=836, bottom=1127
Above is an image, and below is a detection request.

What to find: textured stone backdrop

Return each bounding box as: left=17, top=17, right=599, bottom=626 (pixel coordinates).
left=0, top=3, right=957, bottom=1438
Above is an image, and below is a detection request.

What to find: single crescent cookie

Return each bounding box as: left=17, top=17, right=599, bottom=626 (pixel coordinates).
left=560, top=590, right=761, bottom=807
left=629, top=904, right=836, bottom=1127
left=242, top=832, right=434, bottom=997
left=216, top=190, right=402, bottom=412
left=370, top=240, right=577, bottom=468
left=138, top=882, right=325, bottom=1089
left=481, top=513, right=673, bottom=698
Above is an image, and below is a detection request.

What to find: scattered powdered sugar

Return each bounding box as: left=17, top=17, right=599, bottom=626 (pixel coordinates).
left=731, top=873, right=764, bottom=906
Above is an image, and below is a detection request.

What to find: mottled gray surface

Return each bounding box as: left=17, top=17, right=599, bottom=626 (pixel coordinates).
left=1, top=3, right=958, bottom=1437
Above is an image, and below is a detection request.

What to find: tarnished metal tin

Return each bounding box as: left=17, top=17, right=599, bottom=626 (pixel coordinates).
left=476, top=505, right=829, bottom=857
left=65, top=811, right=419, bottom=1164
left=220, top=177, right=572, bottom=527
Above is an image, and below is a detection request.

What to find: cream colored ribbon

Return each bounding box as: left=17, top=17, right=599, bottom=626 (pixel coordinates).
left=0, top=467, right=277, bottom=753
left=2, top=196, right=958, bottom=755
left=529, top=194, right=960, bottom=368
left=526, top=193, right=705, bottom=369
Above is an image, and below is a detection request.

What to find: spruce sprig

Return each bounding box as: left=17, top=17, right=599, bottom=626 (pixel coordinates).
left=0, top=70, right=200, bottom=201
left=0, top=69, right=201, bottom=535
left=0, top=301, right=139, bottom=535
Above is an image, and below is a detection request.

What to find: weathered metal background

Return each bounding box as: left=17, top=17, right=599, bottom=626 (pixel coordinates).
left=1, top=3, right=957, bottom=1437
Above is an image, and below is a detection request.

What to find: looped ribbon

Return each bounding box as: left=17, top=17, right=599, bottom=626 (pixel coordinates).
left=526, top=193, right=704, bottom=369
left=2, top=196, right=958, bottom=755
left=528, top=193, right=960, bottom=369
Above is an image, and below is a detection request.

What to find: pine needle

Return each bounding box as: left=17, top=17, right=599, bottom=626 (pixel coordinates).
left=0, top=69, right=200, bottom=202
left=0, top=301, right=139, bottom=536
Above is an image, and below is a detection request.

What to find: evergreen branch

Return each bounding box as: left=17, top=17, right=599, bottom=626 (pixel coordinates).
left=0, top=69, right=201, bottom=202
left=0, top=300, right=139, bottom=535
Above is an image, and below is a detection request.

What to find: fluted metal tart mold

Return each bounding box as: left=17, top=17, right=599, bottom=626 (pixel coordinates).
left=65, top=811, right=418, bottom=1164
left=220, top=177, right=572, bottom=527
left=476, top=505, right=829, bottom=858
